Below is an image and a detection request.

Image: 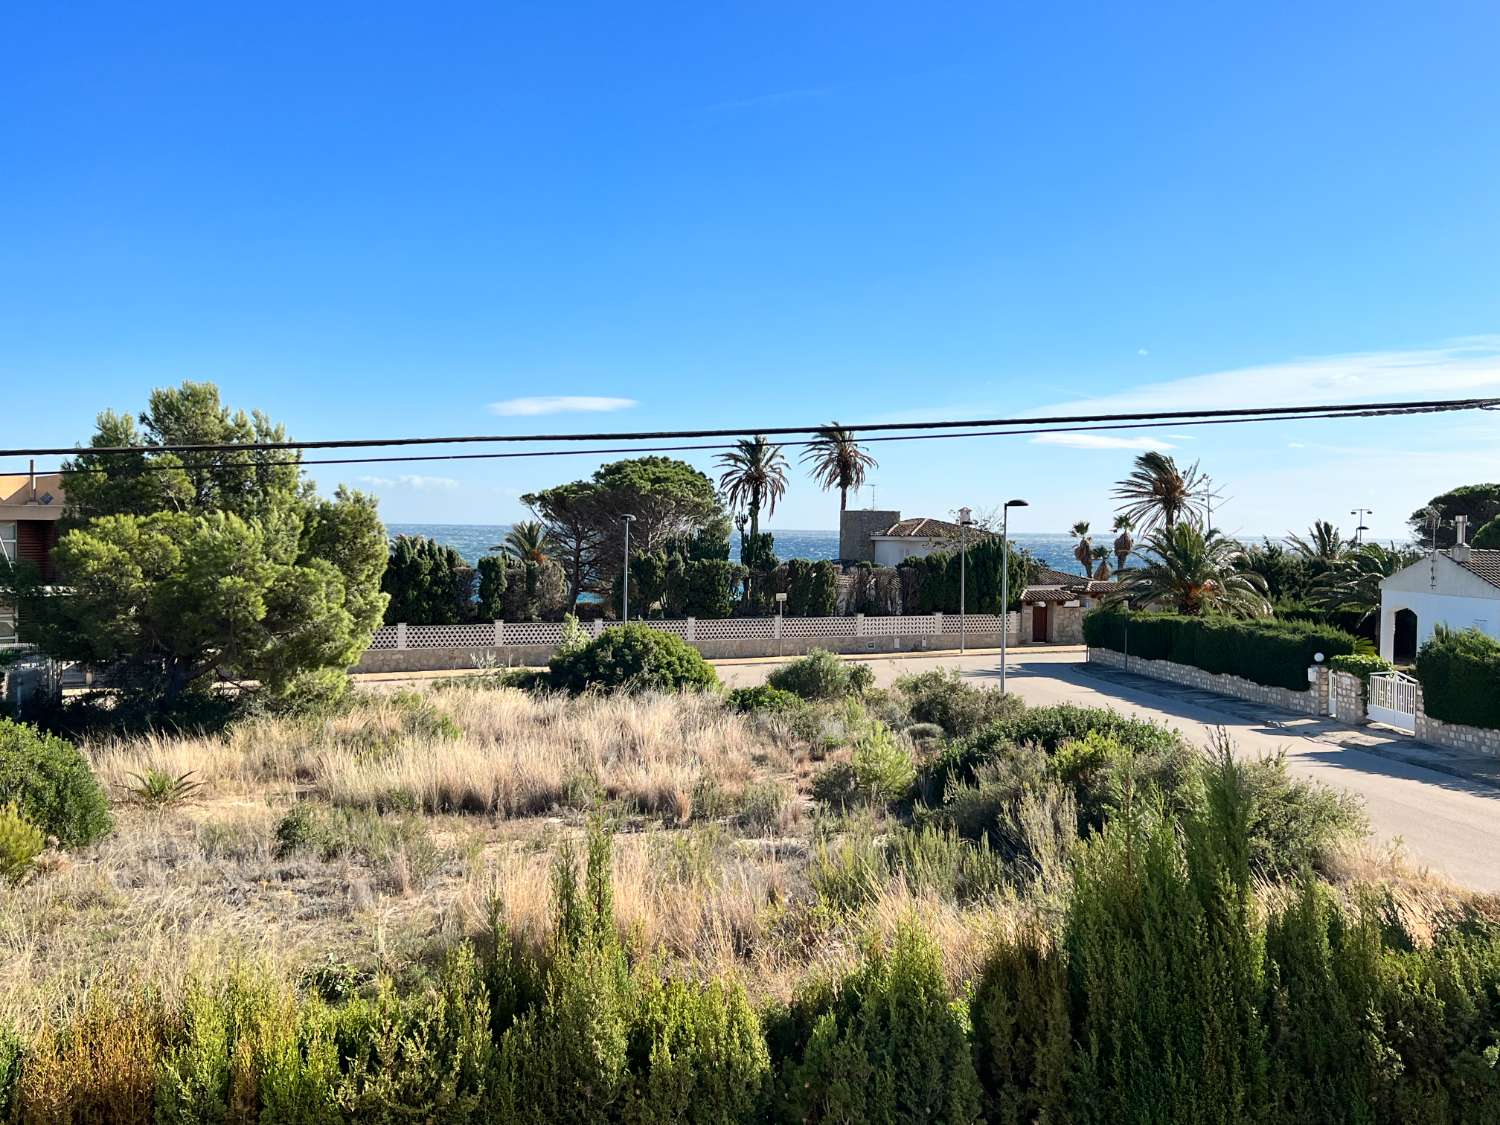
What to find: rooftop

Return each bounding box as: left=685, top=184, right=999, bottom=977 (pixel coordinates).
left=1449, top=548, right=1500, bottom=591
left=0, top=473, right=65, bottom=517
left=877, top=516, right=964, bottom=539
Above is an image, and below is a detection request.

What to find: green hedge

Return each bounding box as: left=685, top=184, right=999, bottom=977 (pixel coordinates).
left=1083, top=611, right=1359, bottom=692
left=1416, top=627, right=1500, bottom=730
left=1327, top=653, right=1392, bottom=682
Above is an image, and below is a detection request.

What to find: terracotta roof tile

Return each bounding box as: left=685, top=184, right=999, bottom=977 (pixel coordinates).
left=1451, top=549, right=1500, bottom=590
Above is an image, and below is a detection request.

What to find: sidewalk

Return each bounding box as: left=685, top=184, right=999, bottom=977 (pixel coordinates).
left=1076, top=661, right=1500, bottom=792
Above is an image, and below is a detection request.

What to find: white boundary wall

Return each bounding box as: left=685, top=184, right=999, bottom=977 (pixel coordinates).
left=355, top=613, right=1019, bottom=672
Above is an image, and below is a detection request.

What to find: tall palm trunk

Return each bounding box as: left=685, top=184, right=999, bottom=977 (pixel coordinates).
left=839, top=484, right=847, bottom=511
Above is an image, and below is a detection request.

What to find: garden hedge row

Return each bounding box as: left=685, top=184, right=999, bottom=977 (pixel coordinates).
left=1083, top=610, right=1359, bottom=692
left=1416, top=626, right=1500, bottom=730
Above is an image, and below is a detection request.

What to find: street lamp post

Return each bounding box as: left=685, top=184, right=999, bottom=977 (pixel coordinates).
left=957, top=506, right=974, bottom=654
left=1000, top=499, right=1029, bottom=693
left=621, top=514, right=636, bottom=623
left=1350, top=508, right=1373, bottom=545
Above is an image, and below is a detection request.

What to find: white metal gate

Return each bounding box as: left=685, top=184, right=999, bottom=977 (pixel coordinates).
left=1367, top=671, right=1417, bottom=732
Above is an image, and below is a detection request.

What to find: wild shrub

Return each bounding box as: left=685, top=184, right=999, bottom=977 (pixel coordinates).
left=726, top=683, right=803, bottom=713
left=14, top=989, right=164, bottom=1125
left=0, top=1026, right=21, bottom=1122
left=273, top=802, right=442, bottom=887
left=920, top=704, right=1184, bottom=805
left=895, top=669, right=1024, bottom=738
left=1236, top=749, right=1366, bottom=876
left=812, top=724, right=915, bottom=811
left=0, top=802, right=44, bottom=884
left=886, top=824, right=1007, bottom=904
left=734, top=779, right=796, bottom=835
left=971, top=924, right=1071, bottom=1125
left=548, top=624, right=720, bottom=694
left=772, top=921, right=982, bottom=1124
left=155, top=972, right=301, bottom=1124
left=767, top=649, right=870, bottom=701
left=0, top=716, right=112, bottom=846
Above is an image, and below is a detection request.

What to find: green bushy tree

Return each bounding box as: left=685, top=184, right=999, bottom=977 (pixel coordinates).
left=3, top=383, right=387, bottom=710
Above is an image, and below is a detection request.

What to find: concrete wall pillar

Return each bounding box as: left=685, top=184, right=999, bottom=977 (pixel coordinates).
left=1379, top=606, right=1396, bottom=663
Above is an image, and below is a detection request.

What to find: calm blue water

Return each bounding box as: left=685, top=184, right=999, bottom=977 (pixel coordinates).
left=387, top=524, right=1094, bottom=577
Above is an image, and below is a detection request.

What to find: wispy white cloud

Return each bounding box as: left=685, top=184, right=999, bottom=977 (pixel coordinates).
left=357, top=474, right=459, bottom=490
left=487, top=395, right=637, bottom=417
left=1031, top=433, right=1174, bottom=451
left=1137, top=347, right=1150, bottom=357
left=1032, top=337, right=1500, bottom=416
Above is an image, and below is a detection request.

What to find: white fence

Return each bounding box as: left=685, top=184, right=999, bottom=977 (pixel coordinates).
left=366, top=612, right=1019, bottom=651
left=1368, top=670, right=1418, bottom=731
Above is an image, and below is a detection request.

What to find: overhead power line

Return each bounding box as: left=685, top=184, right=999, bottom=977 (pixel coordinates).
left=0, top=395, right=1494, bottom=461
left=11, top=401, right=1495, bottom=477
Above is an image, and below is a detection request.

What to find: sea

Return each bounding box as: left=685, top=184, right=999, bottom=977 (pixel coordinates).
left=387, top=524, right=1093, bottom=578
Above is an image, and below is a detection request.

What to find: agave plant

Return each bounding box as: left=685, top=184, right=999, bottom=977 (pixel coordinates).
left=122, top=768, right=204, bottom=809
left=1111, top=524, right=1269, bottom=617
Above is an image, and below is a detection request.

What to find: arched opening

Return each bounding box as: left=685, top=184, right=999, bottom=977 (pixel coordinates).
left=1393, top=608, right=1419, bottom=664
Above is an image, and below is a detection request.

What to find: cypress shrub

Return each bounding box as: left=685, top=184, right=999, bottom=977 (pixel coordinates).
left=970, top=924, right=1071, bottom=1125
left=1415, top=626, right=1500, bottom=730
left=1083, top=610, right=1359, bottom=692
left=774, top=922, right=982, bottom=1124
left=1065, top=755, right=1269, bottom=1123
left=1262, top=878, right=1381, bottom=1124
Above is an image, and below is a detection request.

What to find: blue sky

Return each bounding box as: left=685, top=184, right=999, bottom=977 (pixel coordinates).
left=4, top=1, right=1499, bottom=539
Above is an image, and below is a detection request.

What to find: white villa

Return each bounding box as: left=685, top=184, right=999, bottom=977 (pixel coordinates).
left=1379, top=540, right=1500, bottom=663
left=838, top=509, right=978, bottom=565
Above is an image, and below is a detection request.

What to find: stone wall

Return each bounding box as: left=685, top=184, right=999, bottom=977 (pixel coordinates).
left=1414, top=685, right=1500, bottom=759
left=1329, top=670, right=1368, bottom=725
left=354, top=627, right=1020, bottom=674
left=1087, top=647, right=1328, bottom=716
left=1019, top=604, right=1085, bottom=645
left=838, top=509, right=900, bottom=563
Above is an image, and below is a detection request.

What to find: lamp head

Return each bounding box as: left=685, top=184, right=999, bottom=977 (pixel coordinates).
left=1004, top=499, right=1029, bottom=509
left=957, top=506, right=973, bottom=525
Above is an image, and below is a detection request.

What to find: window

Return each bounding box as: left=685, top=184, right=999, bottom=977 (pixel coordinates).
left=0, top=608, right=15, bottom=645
left=0, top=521, right=14, bottom=564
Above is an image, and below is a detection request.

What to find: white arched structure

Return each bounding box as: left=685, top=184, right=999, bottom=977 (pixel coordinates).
left=1379, top=550, right=1500, bottom=662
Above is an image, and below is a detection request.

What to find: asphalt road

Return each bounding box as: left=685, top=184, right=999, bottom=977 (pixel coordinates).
left=717, top=647, right=1500, bottom=892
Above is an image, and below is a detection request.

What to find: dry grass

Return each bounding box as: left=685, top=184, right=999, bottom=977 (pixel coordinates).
left=89, top=687, right=794, bottom=822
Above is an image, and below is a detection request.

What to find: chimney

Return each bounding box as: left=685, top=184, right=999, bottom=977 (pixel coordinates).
left=1453, top=515, right=1471, bottom=562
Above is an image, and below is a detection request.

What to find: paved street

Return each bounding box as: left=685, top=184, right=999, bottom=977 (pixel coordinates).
left=717, top=647, right=1500, bottom=892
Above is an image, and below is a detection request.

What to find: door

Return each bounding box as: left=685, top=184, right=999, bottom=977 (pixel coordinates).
left=1032, top=604, right=1049, bottom=642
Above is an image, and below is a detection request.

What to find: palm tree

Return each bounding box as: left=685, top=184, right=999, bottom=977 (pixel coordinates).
left=1091, top=545, right=1112, bottom=580
left=1311, top=542, right=1422, bottom=628
left=1110, top=524, right=1270, bottom=617
left=500, top=520, right=552, bottom=564
left=801, top=423, right=877, bottom=512
left=1111, top=514, right=1135, bottom=574
left=1111, top=451, right=1210, bottom=533
left=1070, top=521, right=1093, bottom=576
left=1287, top=519, right=1348, bottom=562
left=717, top=435, right=788, bottom=538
